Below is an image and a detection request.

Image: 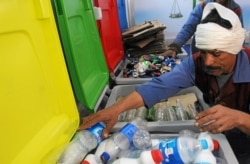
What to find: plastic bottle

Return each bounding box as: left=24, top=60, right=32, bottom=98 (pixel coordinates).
left=112, top=149, right=164, bottom=164
left=118, top=149, right=143, bottom=159
left=197, top=132, right=219, bottom=151
left=57, top=123, right=105, bottom=164
left=124, top=108, right=137, bottom=121
left=193, top=133, right=218, bottom=164
left=100, top=117, right=147, bottom=163
left=155, top=102, right=166, bottom=121
left=175, top=98, right=189, bottom=120
left=193, top=148, right=216, bottom=164
left=132, top=129, right=152, bottom=150
left=165, top=101, right=177, bottom=121
left=187, top=103, right=198, bottom=119
left=81, top=154, right=99, bottom=164
left=179, top=129, right=197, bottom=138
left=135, top=106, right=148, bottom=120
left=155, top=136, right=211, bottom=164
left=100, top=132, right=130, bottom=163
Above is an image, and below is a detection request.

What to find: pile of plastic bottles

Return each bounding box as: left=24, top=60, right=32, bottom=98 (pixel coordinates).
left=122, top=54, right=182, bottom=78
left=57, top=117, right=227, bottom=164
left=116, top=98, right=202, bottom=122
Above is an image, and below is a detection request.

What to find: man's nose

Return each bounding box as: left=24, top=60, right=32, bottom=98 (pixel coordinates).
left=204, top=54, right=215, bottom=66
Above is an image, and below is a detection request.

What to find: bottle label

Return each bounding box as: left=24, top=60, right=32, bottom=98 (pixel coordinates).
left=119, top=123, right=138, bottom=143
left=87, top=123, right=105, bottom=144
left=159, top=138, right=184, bottom=164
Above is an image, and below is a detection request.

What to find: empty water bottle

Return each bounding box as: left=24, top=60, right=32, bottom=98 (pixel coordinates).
left=132, top=129, right=152, bottom=150
left=124, top=108, right=137, bottom=121
left=58, top=123, right=105, bottom=164
left=165, top=101, right=177, bottom=121
left=100, top=132, right=130, bottom=163
left=135, top=106, right=148, bottom=120
left=175, top=98, right=189, bottom=120
left=100, top=117, right=147, bottom=163
left=155, top=102, right=166, bottom=121
left=155, top=136, right=213, bottom=163
left=187, top=103, right=198, bottom=119
left=179, top=129, right=197, bottom=138
left=193, top=148, right=216, bottom=164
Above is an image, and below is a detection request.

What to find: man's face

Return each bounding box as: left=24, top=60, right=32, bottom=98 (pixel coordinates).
left=200, top=49, right=237, bottom=76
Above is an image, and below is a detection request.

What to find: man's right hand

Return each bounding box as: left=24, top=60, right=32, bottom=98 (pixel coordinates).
left=160, top=49, right=177, bottom=58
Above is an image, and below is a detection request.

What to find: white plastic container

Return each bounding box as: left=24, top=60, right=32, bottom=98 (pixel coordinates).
left=112, top=149, right=164, bottom=164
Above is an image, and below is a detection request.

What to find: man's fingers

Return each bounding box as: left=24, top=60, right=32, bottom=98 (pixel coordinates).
left=77, top=114, right=100, bottom=131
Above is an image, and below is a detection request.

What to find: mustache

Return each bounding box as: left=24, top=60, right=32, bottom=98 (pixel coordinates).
left=202, top=65, right=221, bottom=74
left=204, top=66, right=221, bottom=70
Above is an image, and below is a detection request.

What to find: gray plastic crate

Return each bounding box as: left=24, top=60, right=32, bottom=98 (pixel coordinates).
left=115, top=48, right=188, bottom=85
left=106, top=85, right=210, bottom=133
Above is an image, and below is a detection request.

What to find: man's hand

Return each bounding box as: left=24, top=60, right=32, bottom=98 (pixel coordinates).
left=195, top=104, right=243, bottom=133
left=78, top=106, right=119, bottom=138
left=160, top=49, right=177, bottom=58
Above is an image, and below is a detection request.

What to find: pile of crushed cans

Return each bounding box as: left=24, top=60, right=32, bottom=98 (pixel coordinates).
left=123, top=54, right=182, bottom=78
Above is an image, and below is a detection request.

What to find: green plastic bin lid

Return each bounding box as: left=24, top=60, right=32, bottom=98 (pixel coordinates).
left=52, top=0, right=109, bottom=112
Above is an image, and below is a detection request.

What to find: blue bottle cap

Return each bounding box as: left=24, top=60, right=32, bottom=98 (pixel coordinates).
left=101, top=152, right=110, bottom=163
left=200, top=139, right=209, bottom=149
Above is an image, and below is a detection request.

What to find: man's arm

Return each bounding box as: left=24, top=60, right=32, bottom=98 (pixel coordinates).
left=78, top=91, right=144, bottom=137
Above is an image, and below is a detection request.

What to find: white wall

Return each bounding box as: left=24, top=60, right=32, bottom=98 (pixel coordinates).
left=133, top=0, right=250, bottom=42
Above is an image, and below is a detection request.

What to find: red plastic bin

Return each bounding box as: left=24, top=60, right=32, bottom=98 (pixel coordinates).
left=94, top=0, right=125, bottom=73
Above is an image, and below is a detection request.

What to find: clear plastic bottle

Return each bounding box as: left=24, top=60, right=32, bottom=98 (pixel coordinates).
left=58, top=123, right=105, bottom=164
left=118, top=111, right=127, bottom=122
left=175, top=98, right=189, bottom=120
left=165, top=101, right=177, bottom=121
left=112, top=149, right=164, bottom=164
left=135, top=106, right=148, bottom=120
left=187, top=103, right=198, bottom=119
left=100, top=117, right=147, bottom=163
left=179, top=129, right=197, bottom=138
left=154, top=136, right=211, bottom=164
left=193, top=148, right=216, bottom=164
left=118, top=149, right=143, bottom=159
left=100, top=132, right=130, bottom=163
left=132, top=129, right=152, bottom=150
left=155, top=102, right=166, bottom=121
left=124, top=108, right=137, bottom=122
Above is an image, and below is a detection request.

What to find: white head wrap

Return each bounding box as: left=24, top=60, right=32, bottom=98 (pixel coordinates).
left=195, top=2, right=245, bottom=54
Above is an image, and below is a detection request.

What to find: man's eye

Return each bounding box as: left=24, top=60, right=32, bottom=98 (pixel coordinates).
left=211, top=51, right=221, bottom=57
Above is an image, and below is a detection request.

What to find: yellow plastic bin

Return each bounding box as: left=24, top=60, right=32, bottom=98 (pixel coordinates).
left=0, top=0, right=79, bottom=163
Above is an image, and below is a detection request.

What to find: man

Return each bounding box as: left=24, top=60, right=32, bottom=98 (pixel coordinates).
left=163, top=0, right=243, bottom=57
left=79, top=3, right=250, bottom=163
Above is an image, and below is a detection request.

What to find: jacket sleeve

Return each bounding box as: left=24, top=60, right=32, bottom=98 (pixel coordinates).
left=172, top=3, right=204, bottom=47
left=135, top=56, right=196, bottom=108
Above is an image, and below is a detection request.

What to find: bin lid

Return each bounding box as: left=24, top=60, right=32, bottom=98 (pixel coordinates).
left=94, top=0, right=124, bottom=73
left=0, top=0, right=79, bottom=163
left=52, top=0, right=109, bottom=112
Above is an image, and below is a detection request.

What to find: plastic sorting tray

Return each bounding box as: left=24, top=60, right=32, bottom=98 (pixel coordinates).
left=149, top=133, right=239, bottom=164
left=105, top=85, right=210, bottom=133
left=0, top=0, right=79, bottom=163
left=115, top=47, right=189, bottom=85
left=52, top=0, right=109, bottom=112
